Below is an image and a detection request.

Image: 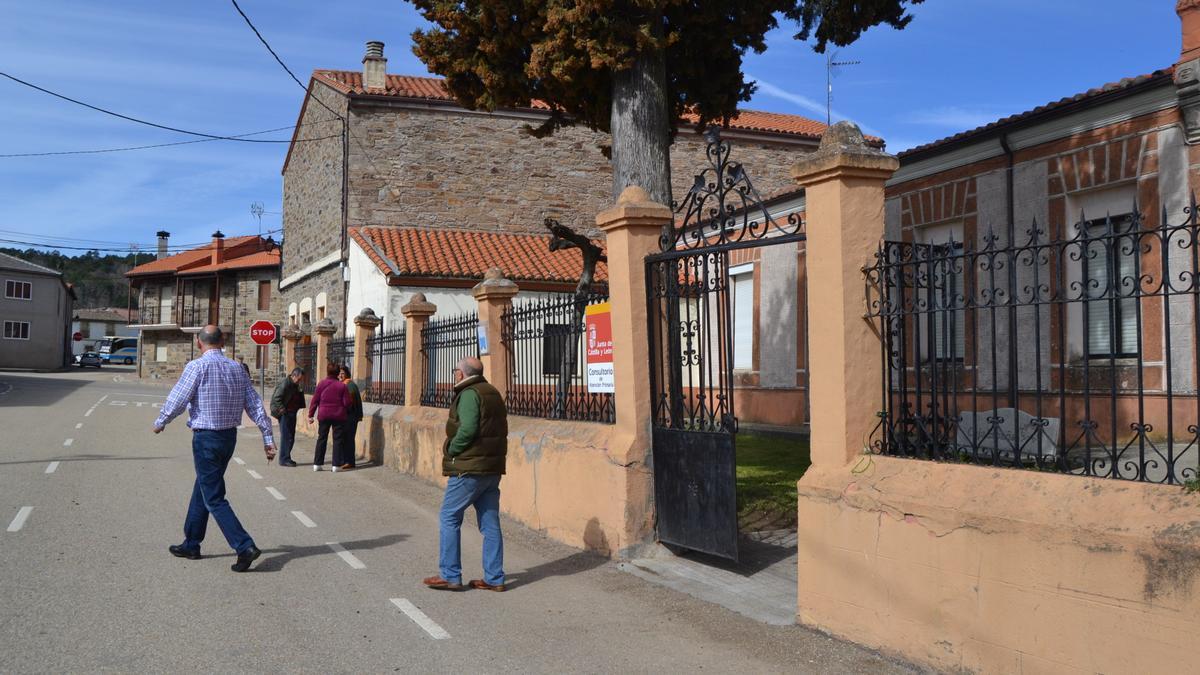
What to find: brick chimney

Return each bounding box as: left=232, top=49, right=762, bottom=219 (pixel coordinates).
left=156, top=231, right=170, bottom=260
left=362, top=41, right=387, bottom=91
left=1178, top=1, right=1200, bottom=143
left=211, top=231, right=225, bottom=266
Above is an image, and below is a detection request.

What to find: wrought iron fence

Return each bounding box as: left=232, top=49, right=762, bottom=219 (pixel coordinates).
left=295, top=342, right=317, bottom=395
left=137, top=304, right=162, bottom=325
left=420, top=311, right=480, bottom=408
left=364, top=325, right=406, bottom=405
left=327, top=335, right=354, bottom=376
left=864, top=203, right=1200, bottom=485
left=501, top=293, right=614, bottom=423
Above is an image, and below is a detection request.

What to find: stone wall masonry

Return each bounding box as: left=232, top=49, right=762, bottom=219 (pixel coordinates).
left=283, top=268, right=346, bottom=338
left=139, top=330, right=194, bottom=381
left=281, top=82, right=348, bottom=279
left=345, top=103, right=808, bottom=237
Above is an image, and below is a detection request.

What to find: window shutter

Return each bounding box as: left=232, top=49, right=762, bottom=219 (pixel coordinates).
left=732, top=272, right=753, bottom=369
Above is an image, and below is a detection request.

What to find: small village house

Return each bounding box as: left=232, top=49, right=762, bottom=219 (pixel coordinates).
left=0, top=251, right=75, bottom=370
left=70, top=308, right=136, bottom=358
left=126, top=231, right=283, bottom=384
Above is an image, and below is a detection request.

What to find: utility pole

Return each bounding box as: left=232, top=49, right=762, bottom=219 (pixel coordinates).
left=826, top=51, right=861, bottom=127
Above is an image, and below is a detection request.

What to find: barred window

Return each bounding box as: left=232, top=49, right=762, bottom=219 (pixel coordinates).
left=1084, top=215, right=1138, bottom=358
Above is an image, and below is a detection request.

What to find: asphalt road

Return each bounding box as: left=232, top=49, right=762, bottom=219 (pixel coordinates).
left=0, top=369, right=918, bottom=674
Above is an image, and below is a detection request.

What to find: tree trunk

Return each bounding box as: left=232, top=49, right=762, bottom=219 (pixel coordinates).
left=610, top=46, right=672, bottom=207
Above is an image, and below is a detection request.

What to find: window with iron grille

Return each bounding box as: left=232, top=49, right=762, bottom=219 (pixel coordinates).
left=1084, top=215, right=1138, bottom=359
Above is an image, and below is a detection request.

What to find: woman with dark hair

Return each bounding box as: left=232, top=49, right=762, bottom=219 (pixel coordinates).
left=337, top=364, right=363, bottom=471
left=307, top=361, right=351, bottom=472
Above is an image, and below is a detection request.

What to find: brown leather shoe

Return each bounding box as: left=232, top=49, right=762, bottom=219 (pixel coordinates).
left=337, top=464, right=353, bottom=471
left=468, top=579, right=506, bottom=592
left=423, top=576, right=464, bottom=591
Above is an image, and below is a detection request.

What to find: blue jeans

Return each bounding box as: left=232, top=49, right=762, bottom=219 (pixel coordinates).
left=183, top=428, right=255, bottom=554
left=278, top=411, right=297, bottom=464
left=438, top=474, right=504, bottom=585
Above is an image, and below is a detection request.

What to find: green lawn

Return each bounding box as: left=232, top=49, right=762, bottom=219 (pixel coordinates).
left=736, top=432, right=811, bottom=531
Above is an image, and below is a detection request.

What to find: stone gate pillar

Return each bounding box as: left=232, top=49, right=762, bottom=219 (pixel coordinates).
left=353, top=308, right=381, bottom=391
left=472, top=268, right=518, bottom=399
left=282, top=322, right=301, bottom=374
left=401, top=294, right=437, bottom=406
left=314, top=318, right=336, bottom=385
left=789, top=122, right=898, bottom=467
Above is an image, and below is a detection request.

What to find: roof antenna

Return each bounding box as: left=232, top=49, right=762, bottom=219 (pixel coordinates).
left=250, top=201, right=265, bottom=235
left=826, top=50, right=861, bottom=127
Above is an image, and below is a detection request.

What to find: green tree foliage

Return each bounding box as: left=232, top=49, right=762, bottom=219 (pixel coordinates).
left=409, top=0, right=922, bottom=148
left=0, top=247, right=140, bottom=309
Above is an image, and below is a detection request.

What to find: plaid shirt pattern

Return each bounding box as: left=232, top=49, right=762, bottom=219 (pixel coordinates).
left=155, top=349, right=275, bottom=446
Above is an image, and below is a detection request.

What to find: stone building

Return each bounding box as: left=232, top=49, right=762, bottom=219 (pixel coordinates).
left=0, top=251, right=75, bottom=369
left=280, top=41, right=841, bottom=427
left=126, top=232, right=283, bottom=385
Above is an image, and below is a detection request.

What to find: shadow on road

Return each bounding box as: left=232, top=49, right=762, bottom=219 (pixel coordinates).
left=0, top=373, right=92, bottom=408
left=504, top=517, right=609, bottom=590
left=247, top=533, right=409, bottom=572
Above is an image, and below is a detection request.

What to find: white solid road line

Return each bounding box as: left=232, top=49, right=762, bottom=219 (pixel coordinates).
left=63, top=438, right=73, bottom=447
left=75, top=423, right=82, bottom=429
left=246, top=469, right=263, bottom=480
left=84, top=409, right=93, bottom=417
left=45, top=461, right=60, bottom=474
left=291, top=511, right=317, bottom=528
left=7, top=507, right=33, bottom=532
left=265, top=487, right=286, bottom=501
left=233, top=457, right=246, bottom=465
left=326, top=542, right=366, bottom=570
left=390, top=599, right=451, bottom=640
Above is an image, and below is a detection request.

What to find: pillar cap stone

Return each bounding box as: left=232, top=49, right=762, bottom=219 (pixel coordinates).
left=472, top=267, right=519, bottom=301
left=401, top=292, right=437, bottom=318
left=353, top=307, right=383, bottom=328
left=314, top=318, right=337, bottom=336
left=790, top=122, right=899, bottom=186
left=596, top=185, right=672, bottom=232
left=281, top=323, right=303, bottom=341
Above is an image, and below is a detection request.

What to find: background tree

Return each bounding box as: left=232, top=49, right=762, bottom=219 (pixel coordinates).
left=410, top=0, right=923, bottom=207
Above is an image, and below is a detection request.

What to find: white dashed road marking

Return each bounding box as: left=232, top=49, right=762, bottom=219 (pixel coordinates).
left=246, top=469, right=262, bottom=480
left=326, top=542, right=365, bottom=570
left=75, top=423, right=82, bottom=429
left=233, top=457, right=246, bottom=466
left=63, top=438, right=73, bottom=447
left=390, top=599, right=451, bottom=640
left=84, top=409, right=93, bottom=418
left=291, top=511, right=317, bottom=528
left=7, top=507, right=33, bottom=532
left=45, top=461, right=60, bottom=474
left=266, top=487, right=286, bottom=501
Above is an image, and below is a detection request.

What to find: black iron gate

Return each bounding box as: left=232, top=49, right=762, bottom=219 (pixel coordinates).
left=646, top=128, right=805, bottom=561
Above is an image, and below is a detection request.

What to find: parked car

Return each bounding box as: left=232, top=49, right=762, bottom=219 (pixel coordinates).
left=77, top=352, right=103, bottom=368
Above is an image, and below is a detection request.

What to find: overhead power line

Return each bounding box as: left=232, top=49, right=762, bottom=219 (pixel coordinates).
left=0, top=71, right=308, bottom=143
left=0, top=125, right=341, bottom=158
left=0, top=228, right=283, bottom=253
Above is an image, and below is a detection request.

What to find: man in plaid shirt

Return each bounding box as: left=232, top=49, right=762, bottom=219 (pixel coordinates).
left=153, top=325, right=276, bottom=573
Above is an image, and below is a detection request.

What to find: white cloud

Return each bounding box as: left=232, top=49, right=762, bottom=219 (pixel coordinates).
left=905, top=106, right=1003, bottom=130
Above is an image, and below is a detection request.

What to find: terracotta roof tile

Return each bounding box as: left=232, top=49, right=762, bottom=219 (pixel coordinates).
left=900, top=68, right=1174, bottom=158
left=312, top=70, right=833, bottom=141
left=350, top=226, right=607, bottom=285
left=126, top=236, right=279, bottom=277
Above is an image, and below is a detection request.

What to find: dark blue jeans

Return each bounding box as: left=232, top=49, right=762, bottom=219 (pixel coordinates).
left=278, top=411, right=297, bottom=464
left=183, top=428, right=254, bottom=554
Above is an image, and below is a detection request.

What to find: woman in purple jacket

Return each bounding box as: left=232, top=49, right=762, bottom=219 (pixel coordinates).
left=307, top=362, right=351, bottom=472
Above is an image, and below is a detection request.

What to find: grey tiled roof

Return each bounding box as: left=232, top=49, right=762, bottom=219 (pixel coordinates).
left=0, top=251, right=63, bottom=277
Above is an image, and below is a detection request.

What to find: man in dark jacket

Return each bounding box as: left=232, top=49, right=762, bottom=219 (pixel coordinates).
left=424, top=356, right=508, bottom=592
left=270, top=368, right=306, bottom=467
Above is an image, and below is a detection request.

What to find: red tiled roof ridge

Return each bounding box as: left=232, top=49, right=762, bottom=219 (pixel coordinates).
left=350, top=225, right=607, bottom=285
left=900, top=67, right=1175, bottom=159
left=311, top=69, right=833, bottom=140
left=126, top=235, right=278, bottom=277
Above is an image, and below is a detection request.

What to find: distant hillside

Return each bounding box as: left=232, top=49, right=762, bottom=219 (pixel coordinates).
left=0, top=247, right=140, bottom=309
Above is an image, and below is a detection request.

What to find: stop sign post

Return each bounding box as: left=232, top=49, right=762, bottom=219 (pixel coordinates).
left=249, top=320, right=277, bottom=402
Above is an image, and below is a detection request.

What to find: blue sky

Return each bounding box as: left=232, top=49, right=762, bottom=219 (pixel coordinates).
left=0, top=1, right=1180, bottom=254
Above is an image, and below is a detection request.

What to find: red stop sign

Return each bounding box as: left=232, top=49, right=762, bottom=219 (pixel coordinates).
left=72, top=331, right=83, bottom=342
left=250, top=320, right=277, bottom=345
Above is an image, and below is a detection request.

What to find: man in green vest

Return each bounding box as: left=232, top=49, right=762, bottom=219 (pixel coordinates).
left=423, top=356, right=508, bottom=592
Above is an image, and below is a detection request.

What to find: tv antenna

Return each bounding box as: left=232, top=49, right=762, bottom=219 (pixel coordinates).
left=826, top=50, right=861, bottom=127
left=250, top=201, right=265, bottom=235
